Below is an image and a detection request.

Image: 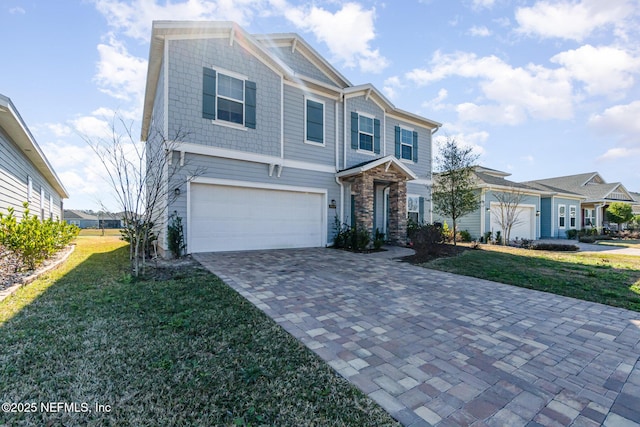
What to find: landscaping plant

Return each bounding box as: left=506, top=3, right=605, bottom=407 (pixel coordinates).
left=0, top=202, right=78, bottom=271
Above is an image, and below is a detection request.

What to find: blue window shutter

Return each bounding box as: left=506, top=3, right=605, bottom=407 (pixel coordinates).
left=245, top=80, right=256, bottom=129
left=412, top=131, right=418, bottom=162
left=351, top=112, right=358, bottom=149
left=373, top=119, right=380, bottom=154
left=394, top=126, right=400, bottom=158
left=202, top=67, right=216, bottom=120
left=419, top=196, right=425, bottom=223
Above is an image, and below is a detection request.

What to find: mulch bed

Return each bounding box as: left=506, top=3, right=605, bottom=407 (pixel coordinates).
left=0, top=244, right=75, bottom=292
left=402, top=244, right=469, bottom=264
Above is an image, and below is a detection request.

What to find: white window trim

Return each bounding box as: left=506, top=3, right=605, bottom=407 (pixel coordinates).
left=304, top=96, right=325, bottom=147
left=357, top=111, right=375, bottom=153
left=407, top=194, right=420, bottom=215
left=399, top=126, right=414, bottom=162
left=558, top=204, right=566, bottom=229
left=212, top=66, right=248, bottom=129
left=569, top=205, right=576, bottom=228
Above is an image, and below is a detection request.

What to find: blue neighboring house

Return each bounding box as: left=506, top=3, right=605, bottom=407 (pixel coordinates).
left=0, top=94, right=68, bottom=220
left=141, top=21, right=441, bottom=255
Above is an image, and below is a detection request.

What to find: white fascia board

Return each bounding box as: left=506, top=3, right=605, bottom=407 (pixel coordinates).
left=336, top=155, right=418, bottom=180
left=173, top=142, right=335, bottom=173
left=478, top=184, right=543, bottom=198
left=283, top=79, right=342, bottom=100
left=190, top=176, right=328, bottom=196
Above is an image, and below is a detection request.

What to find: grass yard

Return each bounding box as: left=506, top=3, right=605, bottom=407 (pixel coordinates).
left=421, top=244, right=640, bottom=312
left=1, top=236, right=398, bottom=426
left=596, top=239, right=640, bottom=249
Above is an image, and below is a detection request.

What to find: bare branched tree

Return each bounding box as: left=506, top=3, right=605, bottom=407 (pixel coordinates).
left=491, top=189, right=526, bottom=245
left=80, top=114, right=201, bottom=276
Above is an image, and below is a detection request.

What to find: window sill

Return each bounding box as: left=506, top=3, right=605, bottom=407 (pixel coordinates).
left=400, top=158, right=416, bottom=164
left=209, top=119, right=248, bottom=131
left=304, top=140, right=325, bottom=147
left=356, top=149, right=376, bottom=156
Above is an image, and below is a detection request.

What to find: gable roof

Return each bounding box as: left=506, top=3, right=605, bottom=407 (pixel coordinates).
left=0, top=94, right=69, bottom=199
left=336, top=155, right=418, bottom=180
left=528, top=172, right=634, bottom=202
left=64, top=210, right=99, bottom=220
left=141, top=21, right=441, bottom=140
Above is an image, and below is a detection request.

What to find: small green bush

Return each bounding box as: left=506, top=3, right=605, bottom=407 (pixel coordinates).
left=459, top=230, right=472, bottom=242
left=332, top=216, right=371, bottom=251
left=0, top=202, right=79, bottom=271
left=167, top=213, right=186, bottom=258
left=531, top=243, right=579, bottom=251
left=566, top=229, right=578, bottom=240
left=373, top=228, right=385, bottom=250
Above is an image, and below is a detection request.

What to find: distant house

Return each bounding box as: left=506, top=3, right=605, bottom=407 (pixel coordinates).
left=1, top=94, right=68, bottom=219
left=63, top=210, right=99, bottom=228
left=526, top=172, right=639, bottom=231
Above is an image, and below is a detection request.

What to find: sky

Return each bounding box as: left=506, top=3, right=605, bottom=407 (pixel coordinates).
left=1, top=0, right=639, bottom=211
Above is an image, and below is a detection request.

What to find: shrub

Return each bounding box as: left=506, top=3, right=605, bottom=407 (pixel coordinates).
left=409, top=223, right=444, bottom=256
left=332, top=216, right=370, bottom=252
left=484, top=231, right=492, bottom=243
left=0, top=203, right=79, bottom=271
left=566, top=229, right=578, bottom=240
left=495, top=231, right=502, bottom=245
left=442, top=221, right=452, bottom=242
left=531, top=243, right=579, bottom=252
left=167, top=213, right=186, bottom=258
left=373, top=228, right=385, bottom=250
left=459, top=230, right=472, bottom=242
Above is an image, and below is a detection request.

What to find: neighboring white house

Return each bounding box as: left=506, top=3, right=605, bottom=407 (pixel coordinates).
left=141, top=21, right=441, bottom=255
left=0, top=94, right=68, bottom=220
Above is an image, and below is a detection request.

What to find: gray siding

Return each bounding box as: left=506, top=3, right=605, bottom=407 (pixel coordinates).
left=282, top=85, right=336, bottom=166
left=551, top=197, right=581, bottom=238
left=165, top=153, right=340, bottom=252
left=167, top=38, right=281, bottom=157
left=345, top=95, right=384, bottom=167
left=269, top=46, right=337, bottom=86
left=385, top=119, right=432, bottom=179
left=0, top=128, right=62, bottom=220
left=540, top=198, right=552, bottom=238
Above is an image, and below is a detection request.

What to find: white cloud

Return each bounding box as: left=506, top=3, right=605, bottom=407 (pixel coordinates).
left=471, top=0, right=496, bottom=9
left=382, top=76, right=403, bottom=99
left=422, top=88, right=449, bottom=111
left=406, top=51, right=574, bottom=124
left=94, top=35, right=147, bottom=103
left=598, top=147, right=640, bottom=161
left=70, top=115, right=112, bottom=139
left=433, top=129, right=489, bottom=158
left=468, top=26, right=491, bottom=37
left=93, top=0, right=264, bottom=41
left=589, top=100, right=640, bottom=135
left=551, top=44, right=640, bottom=97
left=281, top=2, right=388, bottom=73
left=47, top=123, right=73, bottom=137
left=9, top=7, right=25, bottom=14
left=515, top=0, right=635, bottom=42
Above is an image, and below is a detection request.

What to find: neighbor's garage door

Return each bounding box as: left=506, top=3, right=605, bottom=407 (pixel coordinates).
left=189, top=183, right=324, bottom=253
left=490, top=205, right=534, bottom=240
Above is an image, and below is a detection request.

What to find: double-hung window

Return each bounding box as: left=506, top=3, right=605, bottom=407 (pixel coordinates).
left=350, top=112, right=380, bottom=154
left=359, top=115, right=374, bottom=152
left=558, top=205, right=566, bottom=228
left=407, top=195, right=420, bottom=224
left=569, top=206, right=576, bottom=228
left=202, top=67, right=256, bottom=129
left=394, top=126, right=418, bottom=162
left=305, top=98, right=324, bottom=145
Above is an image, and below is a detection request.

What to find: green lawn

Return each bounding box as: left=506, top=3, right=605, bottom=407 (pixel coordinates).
left=422, top=244, right=640, bottom=312
left=1, top=236, right=398, bottom=426
left=596, top=239, right=640, bottom=249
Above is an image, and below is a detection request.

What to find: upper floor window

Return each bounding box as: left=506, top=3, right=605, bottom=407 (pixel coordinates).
left=305, top=98, right=324, bottom=145
left=359, top=115, right=374, bottom=151
left=202, top=67, right=256, bottom=129
left=394, top=126, right=418, bottom=162
left=558, top=205, right=566, bottom=228
left=350, top=112, right=380, bottom=154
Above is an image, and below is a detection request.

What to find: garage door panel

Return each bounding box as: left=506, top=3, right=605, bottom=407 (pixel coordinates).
left=190, top=183, right=324, bottom=253
left=490, top=206, right=534, bottom=240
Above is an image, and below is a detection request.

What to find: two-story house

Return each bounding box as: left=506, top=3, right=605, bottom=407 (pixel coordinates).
left=141, top=21, right=440, bottom=255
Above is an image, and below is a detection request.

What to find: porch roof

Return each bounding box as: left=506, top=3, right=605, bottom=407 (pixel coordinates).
left=336, top=155, right=418, bottom=180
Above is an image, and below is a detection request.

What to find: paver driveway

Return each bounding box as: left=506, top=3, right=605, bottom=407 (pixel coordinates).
left=194, top=248, right=640, bottom=427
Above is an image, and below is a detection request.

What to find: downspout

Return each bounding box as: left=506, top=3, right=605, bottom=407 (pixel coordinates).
left=429, top=126, right=440, bottom=223
left=343, top=93, right=348, bottom=170
left=335, top=97, right=344, bottom=224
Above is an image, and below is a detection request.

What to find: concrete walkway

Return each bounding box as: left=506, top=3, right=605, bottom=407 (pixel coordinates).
left=536, top=239, right=640, bottom=256
left=194, top=248, right=640, bottom=427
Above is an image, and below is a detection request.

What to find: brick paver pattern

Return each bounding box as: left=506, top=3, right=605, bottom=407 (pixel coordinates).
left=194, top=248, right=640, bottom=427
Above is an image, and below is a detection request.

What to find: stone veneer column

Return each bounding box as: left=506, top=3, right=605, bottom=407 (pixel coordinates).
left=352, top=172, right=374, bottom=234
left=388, top=180, right=407, bottom=244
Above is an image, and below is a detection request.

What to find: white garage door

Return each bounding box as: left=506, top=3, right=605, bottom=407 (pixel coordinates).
left=189, top=183, right=325, bottom=253
left=490, top=205, right=534, bottom=240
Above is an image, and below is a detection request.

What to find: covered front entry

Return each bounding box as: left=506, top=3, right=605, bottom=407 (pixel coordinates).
left=337, top=156, right=417, bottom=244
